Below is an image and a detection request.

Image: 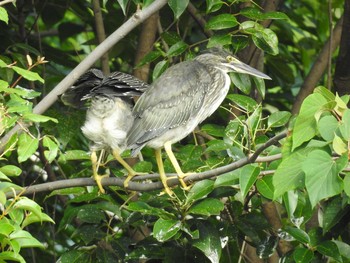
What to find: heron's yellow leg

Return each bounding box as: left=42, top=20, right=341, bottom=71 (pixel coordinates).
left=164, top=141, right=193, bottom=190
left=155, top=148, right=174, bottom=196
left=112, top=149, right=145, bottom=188
left=91, top=151, right=108, bottom=194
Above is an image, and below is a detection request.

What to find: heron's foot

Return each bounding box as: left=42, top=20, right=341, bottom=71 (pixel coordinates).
left=159, top=182, right=175, bottom=197
left=93, top=173, right=109, bottom=194
left=168, top=172, right=194, bottom=191
left=123, top=171, right=148, bottom=188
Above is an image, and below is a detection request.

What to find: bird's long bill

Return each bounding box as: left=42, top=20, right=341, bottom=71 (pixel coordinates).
left=225, top=61, right=271, bottom=80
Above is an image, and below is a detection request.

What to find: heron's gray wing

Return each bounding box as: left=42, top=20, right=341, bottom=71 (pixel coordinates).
left=127, top=61, right=213, bottom=152
left=92, top=71, right=149, bottom=97
left=60, top=69, right=104, bottom=108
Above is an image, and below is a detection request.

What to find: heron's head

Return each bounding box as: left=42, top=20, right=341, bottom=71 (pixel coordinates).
left=196, top=47, right=271, bottom=80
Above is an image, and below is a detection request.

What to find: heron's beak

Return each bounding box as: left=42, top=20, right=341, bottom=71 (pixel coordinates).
left=224, top=60, right=271, bottom=80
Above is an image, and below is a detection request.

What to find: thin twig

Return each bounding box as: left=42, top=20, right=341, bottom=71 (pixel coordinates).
left=0, top=0, right=15, bottom=7
left=5, top=132, right=287, bottom=198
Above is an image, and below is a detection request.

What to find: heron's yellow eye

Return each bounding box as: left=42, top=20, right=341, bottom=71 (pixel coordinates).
left=226, top=55, right=237, bottom=63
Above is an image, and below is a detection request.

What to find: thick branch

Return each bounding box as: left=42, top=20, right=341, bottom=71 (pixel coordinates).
left=292, top=16, right=343, bottom=114
left=0, top=0, right=168, bottom=152
left=5, top=132, right=287, bottom=198
left=92, top=0, right=110, bottom=75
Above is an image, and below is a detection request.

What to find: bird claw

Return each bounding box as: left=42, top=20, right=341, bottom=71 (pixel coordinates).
left=93, top=173, right=109, bottom=194
left=123, top=171, right=147, bottom=188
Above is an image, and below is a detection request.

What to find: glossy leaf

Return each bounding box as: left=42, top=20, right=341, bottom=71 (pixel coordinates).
left=226, top=94, right=258, bottom=112
left=268, top=111, right=291, bottom=128
left=256, top=175, right=274, bottom=199
left=166, top=41, right=188, bottom=57
left=252, top=28, right=279, bottom=55
left=12, top=66, right=44, bottom=83
left=43, top=136, right=59, bottom=163
left=117, top=0, right=128, bottom=15
left=193, top=223, right=222, bottom=263
left=206, top=14, right=238, bottom=30
left=207, top=34, right=232, bottom=48
left=206, top=0, right=223, bottom=13
left=168, top=0, right=189, bottom=19
left=22, top=112, right=58, bottom=123
left=136, top=50, right=163, bottom=67
left=293, top=247, right=313, bottom=263
left=317, top=241, right=342, bottom=262
left=188, top=198, right=224, bottom=216
left=284, top=226, right=310, bottom=243
left=153, top=218, right=181, bottom=242
left=152, top=60, right=169, bottom=80
left=186, top=180, right=214, bottom=203
left=239, top=165, right=260, bottom=198
left=17, top=133, right=39, bottom=163
left=0, top=6, right=9, bottom=24
left=0, top=165, right=22, bottom=177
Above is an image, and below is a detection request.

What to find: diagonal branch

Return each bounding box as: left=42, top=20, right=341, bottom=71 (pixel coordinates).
left=5, top=132, right=287, bottom=198
left=0, top=0, right=168, bottom=153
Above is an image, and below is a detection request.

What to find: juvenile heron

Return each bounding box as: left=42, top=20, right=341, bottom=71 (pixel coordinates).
left=61, top=69, right=148, bottom=193
left=127, top=48, right=271, bottom=195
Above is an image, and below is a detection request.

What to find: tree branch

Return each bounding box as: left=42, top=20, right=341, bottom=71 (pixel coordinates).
left=5, top=132, right=287, bottom=198
left=0, top=0, right=168, bottom=153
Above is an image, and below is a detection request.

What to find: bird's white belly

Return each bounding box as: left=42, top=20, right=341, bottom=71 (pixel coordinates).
left=81, top=98, right=133, bottom=151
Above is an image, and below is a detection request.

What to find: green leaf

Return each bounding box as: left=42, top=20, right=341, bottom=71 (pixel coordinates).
left=193, top=223, right=222, bottom=263
left=252, top=28, right=279, bottom=55
left=321, top=197, right=347, bottom=234
left=58, top=250, right=90, bottom=263
left=284, top=226, right=310, bottom=243
left=317, top=241, right=342, bottom=262
left=230, top=72, right=252, bottom=94
left=206, top=14, right=238, bottom=30
left=268, top=111, right=291, bottom=128
left=333, top=133, right=347, bottom=155
left=226, top=94, right=258, bottom=112
left=43, top=136, right=59, bottom=163
left=168, top=0, right=189, bottom=19
left=256, top=175, right=274, bottom=199
left=58, top=150, right=90, bottom=162
left=344, top=174, right=350, bottom=197
left=17, top=133, right=39, bottom=163
left=253, top=76, right=266, bottom=98
left=0, top=251, right=25, bottom=263
left=152, top=60, right=169, bottom=81
left=22, top=211, right=54, bottom=228
left=117, top=0, right=128, bottom=15
left=0, top=58, right=7, bottom=67
left=160, top=32, right=182, bottom=45
left=12, top=66, right=44, bottom=83
left=293, top=247, right=313, bottom=263
left=166, top=41, right=188, bottom=57
left=201, top=124, right=225, bottom=137
left=292, top=93, right=328, bottom=150
left=153, top=218, right=181, bottom=242
left=333, top=240, right=350, bottom=260
left=10, top=229, right=45, bottom=249
left=76, top=205, right=105, bottom=223
left=127, top=201, right=173, bottom=219
left=0, top=165, right=22, bottom=177
left=302, top=150, right=344, bottom=207
left=186, top=180, right=214, bottom=203
left=206, top=0, right=223, bottom=13
left=136, top=50, right=163, bottom=67
left=239, top=165, right=260, bottom=198
left=188, top=198, right=224, bottom=216
left=273, top=150, right=307, bottom=199
left=0, top=6, right=9, bottom=24
left=13, top=198, right=43, bottom=220
left=207, top=34, right=232, bottom=48
left=22, top=112, right=58, bottom=123
left=0, top=221, right=15, bottom=237
left=240, top=7, right=289, bottom=20
left=339, top=109, right=350, bottom=140
left=214, top=171, right=240, bottom=187
left=318, top=115, right=339, bottom=141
